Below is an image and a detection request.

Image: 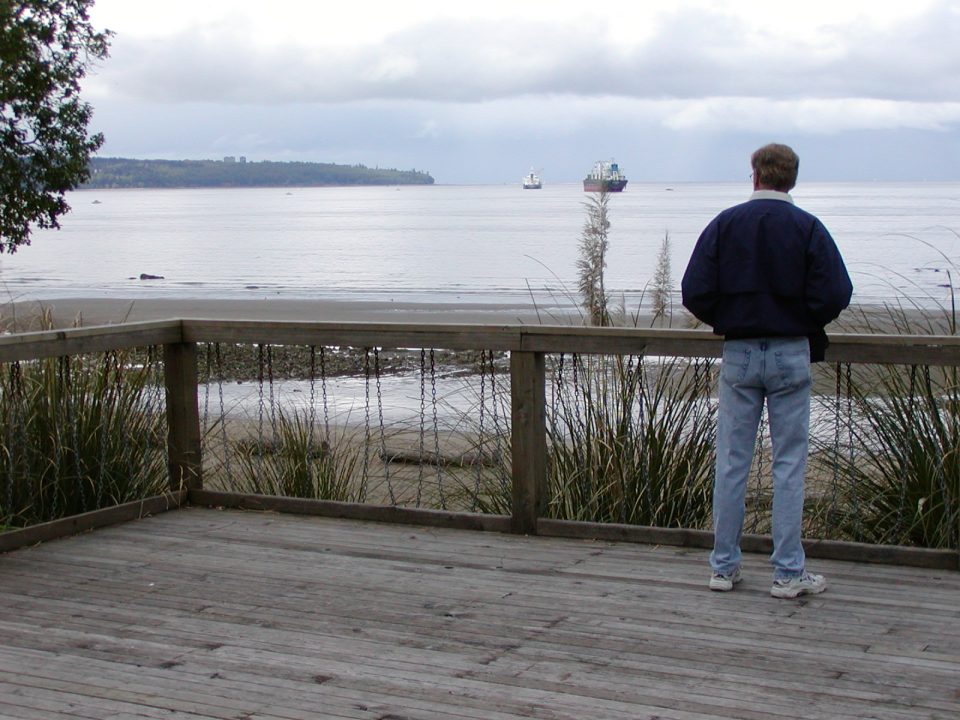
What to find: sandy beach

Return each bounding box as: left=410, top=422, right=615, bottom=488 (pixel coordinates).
left=0, top=295, right=952, bottom=336
left=0, top=296, right=577, bottom=331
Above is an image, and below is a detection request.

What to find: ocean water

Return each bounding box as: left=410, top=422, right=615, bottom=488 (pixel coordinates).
left=2, top=182, right=959, bottom=309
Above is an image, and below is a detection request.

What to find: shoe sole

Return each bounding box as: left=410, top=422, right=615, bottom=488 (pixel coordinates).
left=709, top=574, right=742, bottom=592
left=770, top=583, right=827, bottom=599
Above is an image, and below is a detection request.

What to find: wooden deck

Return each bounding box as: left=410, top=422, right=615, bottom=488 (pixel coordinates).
left=1, top=508, right=958, bottom=720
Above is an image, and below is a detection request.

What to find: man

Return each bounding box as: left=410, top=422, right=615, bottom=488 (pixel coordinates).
left=681, top=143, right=852, bottom=599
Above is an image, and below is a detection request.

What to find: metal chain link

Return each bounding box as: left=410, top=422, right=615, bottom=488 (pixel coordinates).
left=320, top=346, right=330, bottom=446
left=491, top=351, right=506, bottom=490
left=829, top=362, right=843, bottom=524
left=417, top=348, right=426, bottom=507
left=362, top=348, right=371, bottom=485
left=431, top=349, right=445, bottom=508
left=97, top=351, right=113, bottom=495
left=6, top=362, right=25, bottom=520
left=256, top=344, right=266, bottom=485
left=202, top=344, right=212, bottom=441
left=307, top=345, right=317, bottom=489
left=267, top=345, right=278, bottom=441
left=845, top=363, right=859, bottom=539
left=215, top=343, right=233, bottom=482
left=472, top=349, right=487, bottom=512
left=375, top=347, right=395, bottom=505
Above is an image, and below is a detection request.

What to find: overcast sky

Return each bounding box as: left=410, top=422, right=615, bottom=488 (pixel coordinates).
left=84, top=0, right=960, bottom=184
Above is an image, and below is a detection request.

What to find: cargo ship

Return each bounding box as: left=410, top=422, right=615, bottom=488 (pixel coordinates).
left=583, top=160, right=627, bottom=192
left=522, top=169, right=542, bottom=189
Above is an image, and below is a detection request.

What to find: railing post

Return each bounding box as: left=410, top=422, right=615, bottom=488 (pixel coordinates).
left=511, top=350, right=547, bottom=534
left=164, top=341, right=202, bottom=491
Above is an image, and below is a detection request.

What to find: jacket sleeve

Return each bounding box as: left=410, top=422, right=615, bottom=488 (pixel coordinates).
left=805, top=220, right=853, bottom=327
left=681, top=219, right=720, bottom=326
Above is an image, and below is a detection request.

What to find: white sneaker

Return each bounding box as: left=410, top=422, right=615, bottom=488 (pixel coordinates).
left=709, top=567, right=742, bottom=592
left=771, top=571, right=827, bottom=599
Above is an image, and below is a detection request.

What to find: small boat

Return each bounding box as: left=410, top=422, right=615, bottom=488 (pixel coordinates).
left=522, top=170, right=542, bottom=189
left=583, top=160, right=627, bottom=192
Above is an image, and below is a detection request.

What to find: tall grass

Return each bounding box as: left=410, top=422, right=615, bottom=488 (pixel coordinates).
left=810, top=231, right=960, bottom=549
left=0, top=349, right=168, bottom=529
left=546, top=353, right=716, bottom=526
left=461, top=202, right=716, bottom=525
left=814, top=363, right=960, bottom=548
left=232, top=406, right=360, bottom=502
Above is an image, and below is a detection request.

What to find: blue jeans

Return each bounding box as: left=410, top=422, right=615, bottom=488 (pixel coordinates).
left=711, top=337, right=811, bottom=580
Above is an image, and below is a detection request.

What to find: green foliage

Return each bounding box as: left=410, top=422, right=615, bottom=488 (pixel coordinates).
left=811, top=235, right=960, bottom=549
left=460, top=355, right=717, bottom=528
left=0, top=0, right=111, bottom=252
left=0, top=350, right=168, bottom=529
left=814, top=364, right=960, bottom=549
left=232, top=407, right=360, bottom=502
left=546, top=355, right=716, bottom=526
left=82, top=157, right=435, bottom=189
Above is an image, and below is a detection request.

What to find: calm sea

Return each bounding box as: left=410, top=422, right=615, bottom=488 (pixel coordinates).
left=2, top=182, right=959, bottom=309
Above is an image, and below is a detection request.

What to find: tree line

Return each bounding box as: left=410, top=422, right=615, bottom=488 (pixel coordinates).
left=82, top=157, right=435, bottom=189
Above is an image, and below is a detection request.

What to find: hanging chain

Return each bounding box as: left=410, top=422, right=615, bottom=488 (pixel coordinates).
left=97, top=351, right=114, bottom=494
left=6, top=362, right=25, bottom=520
left=830, top=362, right=842, bottom=523
left=307, top=346, right=317, bottom=489
left=899, top=365, right=918, bottom=534
left=362, top=348, right=371, bottom=485
left=320, top=346, right=330, bottom=446
left=845, top=363, right=859, bottom=539
left=375, top=348, right=395, bottom=505
left=267, top=345, right=278, bottom=441
left=431, top=349, right=445, bottom=508
left=146, top=345, right=164, bottom=482
left=202, top=343, right=213, bottom=439
left=491, top=351, right=506, bottom=490
left=472, top=350, right=488, bottom=512
left=256, top=344, right=266, bottom=485
left=215, top=343, right=233, bottom=482
left=417, top=348, right=426, bottom=507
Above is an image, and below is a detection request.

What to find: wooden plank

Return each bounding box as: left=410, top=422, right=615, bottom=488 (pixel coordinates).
left=0, top=320, right=182, bottom=363
left=180, top=318, right=525, bottom=352
left=0, top=492, right=186, bottom=554
left=4, top=317, right=960, bottom=369
left=164, top=343, right=203, bottom=491
left=537, top=519, right=960, bottom=570
left=510, top=351, right=546, bottom=535
left=188, top=489, right=511, bottom=533
left=2, top=509, right=958, bottom=719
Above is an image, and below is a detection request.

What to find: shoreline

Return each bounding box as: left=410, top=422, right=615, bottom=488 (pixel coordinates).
left=0, top=296, right=572, bottom=331
left=1, top=295, right=956, bottom=335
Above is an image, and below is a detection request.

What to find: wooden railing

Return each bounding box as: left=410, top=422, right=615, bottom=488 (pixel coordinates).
left=2, top=318, right=960, bottom=567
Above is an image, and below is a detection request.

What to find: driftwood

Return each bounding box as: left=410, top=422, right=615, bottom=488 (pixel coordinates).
left=379, top=447, right=502, bottom=468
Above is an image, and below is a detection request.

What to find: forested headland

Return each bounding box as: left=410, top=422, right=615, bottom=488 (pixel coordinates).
left=81, top=157, right=435, bottom=189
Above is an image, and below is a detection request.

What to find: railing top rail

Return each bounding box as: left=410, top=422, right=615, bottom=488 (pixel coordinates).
left=0, top=319, right=183, bottom=364
left=3, top=317, right=960, bottom=366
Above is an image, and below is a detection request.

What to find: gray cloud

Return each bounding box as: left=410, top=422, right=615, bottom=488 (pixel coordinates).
left=92, top=4, right=960, bottom=105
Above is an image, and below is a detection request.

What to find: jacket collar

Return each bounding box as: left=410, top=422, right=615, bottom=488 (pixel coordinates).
left=750, top=189, right=794, bottom=204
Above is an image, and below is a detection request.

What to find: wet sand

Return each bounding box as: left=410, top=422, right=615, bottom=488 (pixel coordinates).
left=0, top=296, right=576, bottom=331
left=1, top=295, right=953, bottom=336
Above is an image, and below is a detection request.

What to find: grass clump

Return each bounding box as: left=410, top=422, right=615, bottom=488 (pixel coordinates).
left=0, top=349, right=168, bottom=529
left=546, top=353, right=716, bottom=527
left=232, top=406, right=360, bottom=502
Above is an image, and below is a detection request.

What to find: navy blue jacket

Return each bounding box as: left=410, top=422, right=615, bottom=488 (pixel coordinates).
left=681, top=193, right=852, bottom=358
